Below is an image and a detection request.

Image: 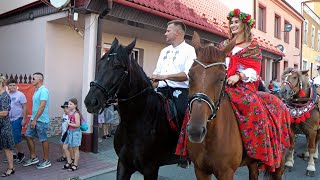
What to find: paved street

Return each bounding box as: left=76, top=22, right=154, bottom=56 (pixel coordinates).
left=87, top=134, right=320, bottom=180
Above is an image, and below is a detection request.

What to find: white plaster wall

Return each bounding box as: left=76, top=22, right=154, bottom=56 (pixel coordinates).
left=0, top=19, right=46, bottom=75
left=45, top=22, right=84, bottom=117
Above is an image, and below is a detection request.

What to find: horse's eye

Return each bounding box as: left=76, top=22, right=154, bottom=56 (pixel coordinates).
left=293, top=77, right=297, bottom=80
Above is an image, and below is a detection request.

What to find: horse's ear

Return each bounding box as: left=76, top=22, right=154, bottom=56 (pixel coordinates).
left=301, top=69, right=309, bottom=75
left=222, top=37, right=236, bottom=56
left=192, top=31, right=202, bottom=50
left=125, top=38, right=136, bottom=54
left=110, top=38, right=119, bottom=50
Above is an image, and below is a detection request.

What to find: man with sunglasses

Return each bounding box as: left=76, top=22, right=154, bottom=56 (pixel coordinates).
left=23, top=72, right=51, bottom=169
left=6, top=79, right=27, bottom=164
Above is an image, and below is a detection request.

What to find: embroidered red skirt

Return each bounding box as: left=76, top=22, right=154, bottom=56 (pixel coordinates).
left=226, top=82, right=291, bottom=172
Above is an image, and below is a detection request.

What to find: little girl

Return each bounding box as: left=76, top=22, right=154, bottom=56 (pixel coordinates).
left=62, top=98, right=82, bottom=171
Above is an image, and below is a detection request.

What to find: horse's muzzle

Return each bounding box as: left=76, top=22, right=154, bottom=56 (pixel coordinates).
left=186, top=123, right=207, bottom=143
left=84, top=93, right=102, bottom=114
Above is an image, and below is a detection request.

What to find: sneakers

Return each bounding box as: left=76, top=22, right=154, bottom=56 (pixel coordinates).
left=23, top=157, right=40, bottom=167
left=102, top=134, right=112, bottom=139
left=36, top=160, right=51, bottom=169
left=16, top=153, right=25, bottom=164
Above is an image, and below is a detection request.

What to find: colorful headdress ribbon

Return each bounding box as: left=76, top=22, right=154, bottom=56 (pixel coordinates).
left=227, top=9, right=256, bottom=28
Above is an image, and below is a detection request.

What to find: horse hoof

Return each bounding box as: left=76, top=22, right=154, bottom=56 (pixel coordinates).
left=306, top=170, right=315, bottom=177
left=285, top=166, right=293, bottom=172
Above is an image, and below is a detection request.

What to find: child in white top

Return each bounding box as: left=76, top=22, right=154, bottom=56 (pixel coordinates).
left=56, top=102, right=69, bottom=162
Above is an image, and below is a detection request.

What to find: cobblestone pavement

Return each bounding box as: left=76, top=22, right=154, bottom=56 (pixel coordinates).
left=87, top=134, right=320, bottom=180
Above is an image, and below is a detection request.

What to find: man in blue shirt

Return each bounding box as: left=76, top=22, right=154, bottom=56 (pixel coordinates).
left=23, top=72, right=51, bottom=169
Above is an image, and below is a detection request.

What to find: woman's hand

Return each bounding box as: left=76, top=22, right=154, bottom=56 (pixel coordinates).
left=227, top=74, right=241, bottom=85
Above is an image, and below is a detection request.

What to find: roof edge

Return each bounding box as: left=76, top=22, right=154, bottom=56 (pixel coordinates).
left=0, top=0, right=43, bottom=18
left=113, top=0, right=228, bottom=38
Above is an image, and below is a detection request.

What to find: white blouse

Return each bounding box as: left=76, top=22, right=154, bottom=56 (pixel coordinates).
left=225, top=46, right=258, bottom=83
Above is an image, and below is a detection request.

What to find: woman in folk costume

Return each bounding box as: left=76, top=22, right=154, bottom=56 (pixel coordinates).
left=220, top=9, right=291, bottom=172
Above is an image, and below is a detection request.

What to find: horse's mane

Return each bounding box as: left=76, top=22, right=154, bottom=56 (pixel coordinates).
left=199, top=44, right=225, bottom=64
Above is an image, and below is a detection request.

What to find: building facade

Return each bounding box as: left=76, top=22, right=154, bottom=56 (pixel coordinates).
left=301, top=2, right=320, bottom=79
left=222, top=0, right=303, bottom=84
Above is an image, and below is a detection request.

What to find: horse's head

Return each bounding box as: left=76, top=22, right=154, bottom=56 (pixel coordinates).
left=84, top=38, right=137, bottom=114
left=280, top=68, right=309, bottom=100
left=186, top=32, right=236, bottom=143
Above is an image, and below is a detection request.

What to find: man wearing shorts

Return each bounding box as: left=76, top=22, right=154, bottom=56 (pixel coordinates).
left=7, top=79, right=27, bottom=163
left=23, top=72, right=51, bottom=169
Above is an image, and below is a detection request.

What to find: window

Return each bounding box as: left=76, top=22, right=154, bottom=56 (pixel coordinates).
left=258, top=4, right=266, bottom=32
left=274, top=15, right=281, bottom=39
left=103, top=43, right=144, bottom=66
left=304, top=20, right=308, bottom=44
left=295, top=28, right=300, bottom=48
left=302, top=60, right=308, bottom=70
left=312, top=25, right=315, bottom=49
left=318, top=30, right=320, bottom=51
left=284, top=61, right=288, bottom=70
left=284, top=21, right=290, bottom=43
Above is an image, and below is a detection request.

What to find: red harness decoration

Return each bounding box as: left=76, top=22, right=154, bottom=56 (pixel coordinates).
left=285, top=86, right=317, bottom=124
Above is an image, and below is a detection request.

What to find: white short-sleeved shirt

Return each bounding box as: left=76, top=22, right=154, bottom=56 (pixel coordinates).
left=225, top=46, right=258, bottom=82
left=9, top=90, right=27, bottom=121
left=314, top=76, right=320, bottom=85
left=153, top=41, right=196, bottom=88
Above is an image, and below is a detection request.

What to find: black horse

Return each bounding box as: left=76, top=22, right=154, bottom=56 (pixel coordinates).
left=84, top=38, right=181, bottom=179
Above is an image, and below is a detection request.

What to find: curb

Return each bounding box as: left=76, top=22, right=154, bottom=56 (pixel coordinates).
left=81, top=165, right=117, bottom=179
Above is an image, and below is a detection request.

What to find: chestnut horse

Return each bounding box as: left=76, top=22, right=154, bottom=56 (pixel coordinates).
left=186, top=32, right=287, bottom=180
left=280, top=68, right=320, bottom=177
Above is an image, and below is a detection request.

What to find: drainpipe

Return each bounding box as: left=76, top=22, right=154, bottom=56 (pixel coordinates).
left=112, top=0, right=228, bottom=38
left=92, top=0, right=113, bottom=154
left=300, top=1, right=304, bottom=69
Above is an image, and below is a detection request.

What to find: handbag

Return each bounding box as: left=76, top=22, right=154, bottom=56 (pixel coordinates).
left=80, top=118, right=88, bottom=131
left=61, top=130, right=68, bottom=143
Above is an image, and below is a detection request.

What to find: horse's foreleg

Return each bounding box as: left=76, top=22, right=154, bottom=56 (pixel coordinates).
left=215, top=169, right=235, bottom=180
left=143, top=166, right=159, bottom=180
left=247, top=162, right=259, bottom=180
left=306, top=133, right=317, bottom=177
left=116, top=160, right=135, bottom=180
left=285, top=129, right=295, bottom=171
left=194, top=166, right=212, bottom=180
left=315, top=130, right=320, bottom=159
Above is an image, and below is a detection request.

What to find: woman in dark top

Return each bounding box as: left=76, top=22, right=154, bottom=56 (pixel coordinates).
left=0, top=76, right=15, bottom=177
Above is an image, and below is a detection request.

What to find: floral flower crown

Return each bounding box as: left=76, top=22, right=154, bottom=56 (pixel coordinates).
left=227, top=9, right=256, bottom=28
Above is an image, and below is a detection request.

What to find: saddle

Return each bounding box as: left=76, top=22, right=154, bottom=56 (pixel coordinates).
left=157, top=91, right=179, bottom=132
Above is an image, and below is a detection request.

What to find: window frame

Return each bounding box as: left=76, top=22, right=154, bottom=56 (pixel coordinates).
left=274, top=14, right=281, bottom=39
left=312, top=25, right=315, bottom=49
left=284, top=20, right=290, bottom=43
left=302, top=59, right=308, bottom=70
left=295, top=27, right=300, bottom=48
left=318, top=30, right=320, bottom=51
left=258, top=4, right=267, bottom=32
left=304, top=20, right=308, bottom=45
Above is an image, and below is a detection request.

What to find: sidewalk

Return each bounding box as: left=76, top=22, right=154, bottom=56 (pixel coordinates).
left=0, top=135, right=117, bottom=180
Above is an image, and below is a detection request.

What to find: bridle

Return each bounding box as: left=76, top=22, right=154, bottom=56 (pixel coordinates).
left=281, top=70, right=302, bottom=99
left=188, top=59, right=227, bottom=120
left=89, top=52, right=151, bottom=112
